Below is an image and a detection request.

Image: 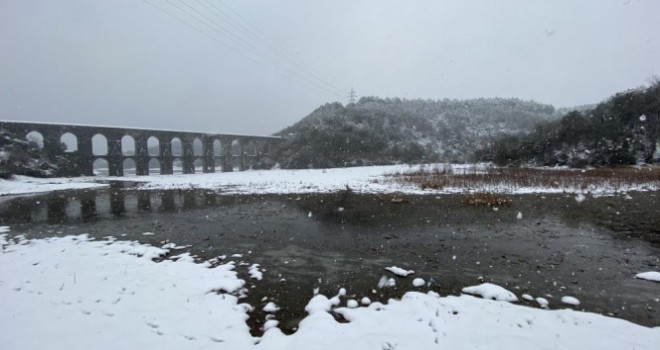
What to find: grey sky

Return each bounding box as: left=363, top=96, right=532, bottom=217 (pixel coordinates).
left=1, top=0, right=659, bottom=135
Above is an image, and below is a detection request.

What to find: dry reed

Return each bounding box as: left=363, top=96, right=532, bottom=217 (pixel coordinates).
left=388, top=165, right=660, bottom=191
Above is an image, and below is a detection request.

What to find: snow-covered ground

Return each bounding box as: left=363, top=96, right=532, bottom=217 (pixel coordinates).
left=1, top=233, right=658, bottom=350
left=0, top=175, right=108, bottom=196
left=2, top=163, right=658, bottom=197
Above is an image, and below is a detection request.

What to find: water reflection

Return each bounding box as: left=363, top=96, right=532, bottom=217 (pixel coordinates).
left=0, top=187, right=224, bottom=225
left=137, top=190, right=151, bottom=211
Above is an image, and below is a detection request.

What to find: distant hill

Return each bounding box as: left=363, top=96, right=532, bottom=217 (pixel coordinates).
left=476, top=82, right=660, bottom=167
left=272, top=97, right=558, bottom=168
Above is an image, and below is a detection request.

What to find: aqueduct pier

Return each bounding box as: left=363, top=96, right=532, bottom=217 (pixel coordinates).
left=0, top=121, right=281, bottom=176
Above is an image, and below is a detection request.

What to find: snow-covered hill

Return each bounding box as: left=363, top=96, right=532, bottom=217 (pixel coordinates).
left=273, top=97, right=557, bottom=168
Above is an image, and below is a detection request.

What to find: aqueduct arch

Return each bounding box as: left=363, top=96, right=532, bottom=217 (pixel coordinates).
left=1, top=121, right=281, bottom=177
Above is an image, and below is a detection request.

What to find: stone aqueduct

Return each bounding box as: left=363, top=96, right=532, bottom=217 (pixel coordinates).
left=0, top=121, right=281, bottom=176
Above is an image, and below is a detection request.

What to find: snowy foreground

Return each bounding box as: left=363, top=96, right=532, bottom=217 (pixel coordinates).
left=2, top=163, right=658, bottom=197
left=1, top=233, right=658, bottom=350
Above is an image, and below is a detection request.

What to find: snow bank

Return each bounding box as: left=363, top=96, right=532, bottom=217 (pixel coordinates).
left=0, top=234, right=252, bottom=349
left=283, top=292, right=660, bottom=350
left=2, top=234, right=659, bottom=350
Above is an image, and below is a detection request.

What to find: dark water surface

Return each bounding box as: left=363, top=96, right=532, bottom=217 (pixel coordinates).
left=1, top=184, right=659, bottom=333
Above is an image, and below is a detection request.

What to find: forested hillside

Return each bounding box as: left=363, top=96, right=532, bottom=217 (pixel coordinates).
left=273, top=97, right=557, bottom=168
left=477, top=82, right=660, bottom=167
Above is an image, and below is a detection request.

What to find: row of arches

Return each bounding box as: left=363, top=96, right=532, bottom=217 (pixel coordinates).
left=25, top=131, right=261, bottom=157
left=20, top=127, right=275, bottom=176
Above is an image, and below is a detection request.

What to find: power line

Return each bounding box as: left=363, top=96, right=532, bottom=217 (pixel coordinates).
left=179, top=0, right=346, bottom=97
left=204, top=0, right=344, bottom=94
left=144, top=0, right=267, bottom=67
left=180, top=0, right=345, bottom=96
left=143, top=0, right=345, bottom=98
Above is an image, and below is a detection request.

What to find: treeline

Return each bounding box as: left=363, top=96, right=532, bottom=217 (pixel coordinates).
left=273, top=97, right=557, bottom=168
left=477, top=82, right=660, bottom=167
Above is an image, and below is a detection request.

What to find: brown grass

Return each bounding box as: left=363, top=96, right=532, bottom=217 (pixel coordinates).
left=388, top=165, right=660, bottom=191
left=463, top=192, right=512, bottom=207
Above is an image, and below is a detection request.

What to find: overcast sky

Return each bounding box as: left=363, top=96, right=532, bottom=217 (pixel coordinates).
left=1, top=0, right=659, bottom=135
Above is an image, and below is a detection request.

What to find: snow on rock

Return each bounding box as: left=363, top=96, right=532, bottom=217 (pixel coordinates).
left=304, top=294, right=333, bottom=314
left=635, top=271, right=660, bottom=282
left=575, top=193, right=586, bottom=203
left=338, top=287, right=347, bottom=296
left=385, top=266, right=415, bottom=277
left=0, top=226, right=10, bottom=233
left=263, top=302, right=280, bottom=313
left=461, top=283, right=519, bottom=302
left=0, top=234, right=252, bottom=349
left=522, top=293, right=534, bottom=301
left=561, top=296, right=581, bottom=306
left=347, top=299, right=359, bottom=308
left=141, top=231, right=155, bottom=236
left=536, top=297, right=549, bottom=308
left=249, top=264, right=263, bottom=280
left=377, top=276, right=397, bottom=288
left=516, top=212, right=523, bottom=220
left=412, top=278, right=426, bottom=287
left=361, top=297, right=372, bottom=306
